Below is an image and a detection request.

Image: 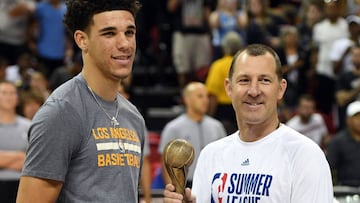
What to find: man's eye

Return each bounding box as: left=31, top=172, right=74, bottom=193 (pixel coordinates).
left=103, top=32, right=115, bottom=36
left=238, top=79, right=248, bottom=84
left=261, top=78, right=271, bottom=84
left=125, top=30, right=135, bottom=36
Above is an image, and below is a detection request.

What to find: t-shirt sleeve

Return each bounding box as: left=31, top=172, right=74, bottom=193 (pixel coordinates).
left=22, top=99, right=82, bottom=182
left=290, top=142, right=333, bottom=203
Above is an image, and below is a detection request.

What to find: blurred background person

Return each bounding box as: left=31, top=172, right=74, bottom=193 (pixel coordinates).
left=205, top=31, right=243, bottom=134
left=28, top=71, right=51, bottom=100
left=312, top=0, right=349, bottom=134
left=329, top=14, right=360, bottom=75
left=208, top=0, right=245, bottom=61
left=240, top=0, right=287, bottom=48
left=5, top=53, right=35, bottom=90
left=167, top=0, right=213, bottom=88
left=297, top=0, right=324, bottom=53
left=29, top=0, right=72, bottom=78
left=336, top=45, right=360, bottom=132
left=286, top=94, right=329, bottom=149
left=276, top=25, right=309, bottom=110
left=158, top=82, right=226, bottom=188
left=326, top=100, right=360, bottom=187
left=19, top=90, right=44, bottom=120
left=0, top=0, right=35, bottom=65
left=0, top=81, right=30, bottom=203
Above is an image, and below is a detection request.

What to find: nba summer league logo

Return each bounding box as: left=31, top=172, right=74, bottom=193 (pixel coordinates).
left=211, top=172, right=273, bottom=203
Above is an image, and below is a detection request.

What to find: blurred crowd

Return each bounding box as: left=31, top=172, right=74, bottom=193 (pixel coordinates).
left=1, top=0, right=360, bottom=202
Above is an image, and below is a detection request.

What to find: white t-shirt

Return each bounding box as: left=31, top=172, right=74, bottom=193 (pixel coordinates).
left=192, top=124, right=333, bottom=203
left=329, top=38, right=356, bottom=73
left=286, top=113, right=328, bottom=146
left=313, top=18, right=349, bottom=78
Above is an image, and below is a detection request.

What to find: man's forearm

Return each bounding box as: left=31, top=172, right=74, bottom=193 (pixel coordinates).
left=0, top=151, right=26, bottom=171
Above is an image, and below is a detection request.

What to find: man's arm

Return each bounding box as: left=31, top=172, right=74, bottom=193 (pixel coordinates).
left=16, top=176, right=63, bottom=203
left=336, top=84, right=360, bottom=107
left=0, top=151, right=26, bottom=171
left=140, top=156, right=152, bottom=203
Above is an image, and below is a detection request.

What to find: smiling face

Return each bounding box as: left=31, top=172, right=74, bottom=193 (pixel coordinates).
left=225, top=52, right=286, bottom=127
left=75, top=10, right=136, bottom=82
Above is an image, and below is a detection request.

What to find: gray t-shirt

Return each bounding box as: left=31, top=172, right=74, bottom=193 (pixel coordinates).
left=158, top=114, right=227, bottom=181
left=22, top=74, right=146, bottom=202
left=0, top=116, right=30, bottom=180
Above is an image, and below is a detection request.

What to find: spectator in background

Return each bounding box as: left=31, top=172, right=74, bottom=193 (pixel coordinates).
left=312, top=0, right=349, bottom=133
left=336, top=45, right=360, bottom=132
left=0, top=81, right=30, bottom=203
left=327, top=100, right=360, bottom=187
left=330, top=15, right=360, bottom=75
left=19, top=91, right=44, bottom=120
left=28, top=71, right=51, bottom=100
left=29, top=0, right=72, bottom=78
left=5, top=53, right=35, bottom=89
left=208, top=0, right=245, bottom=61
left=240, top=0, right=287, bottom=48
left=206, top=31, right=243, bottom=134
left=158, top=82, right=226, bottom=188
left=346, top=0, right=360, bottom=15
left=276, top=25, right=308, bottom=109
left=286, top=94, right=329, bottom=148
left=167, top=0, right=212, bottom=88
left=297, top=0, right=324, bottom=53
left=0, top=0, right=35, bottom=65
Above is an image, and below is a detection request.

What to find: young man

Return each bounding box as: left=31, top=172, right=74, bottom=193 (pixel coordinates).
left=163, top=44, right=333, bottom=202
left=16, top=0, right=146, bottom=202
left=286, top=94, right=329, bottom=147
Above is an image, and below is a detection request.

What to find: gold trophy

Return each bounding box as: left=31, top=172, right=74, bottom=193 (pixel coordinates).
left=163, top=139, right=195, bottom=201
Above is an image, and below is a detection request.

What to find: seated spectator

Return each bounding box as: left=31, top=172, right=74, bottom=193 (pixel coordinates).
left=326, top=100, right=360, bottom=187
left=286, top=94, right=329, bottom=148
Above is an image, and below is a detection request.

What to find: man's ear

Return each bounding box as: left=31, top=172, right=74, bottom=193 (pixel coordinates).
left=225, top=78, right=232, bottom=98
left=278, top=79, right=287, bottom=100
left=74, top=30, right=88, bottom=53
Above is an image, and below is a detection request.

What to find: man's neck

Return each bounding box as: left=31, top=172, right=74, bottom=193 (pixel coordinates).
left=186, top=111, right=204, bottom=123
left=81, top=70, right=119, bottom=101
left=238, top=120, right=280, bottom=142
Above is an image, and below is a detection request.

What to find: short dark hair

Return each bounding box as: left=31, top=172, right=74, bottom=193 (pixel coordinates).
left=299, top=93, right=315, bottom=103
left=228, top=44, right=283, bottom=81
left=63, top=0, right=141, bottom=35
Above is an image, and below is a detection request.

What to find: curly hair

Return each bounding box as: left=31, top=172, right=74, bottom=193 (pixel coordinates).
left=63, top=0, right=141, bottom=35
